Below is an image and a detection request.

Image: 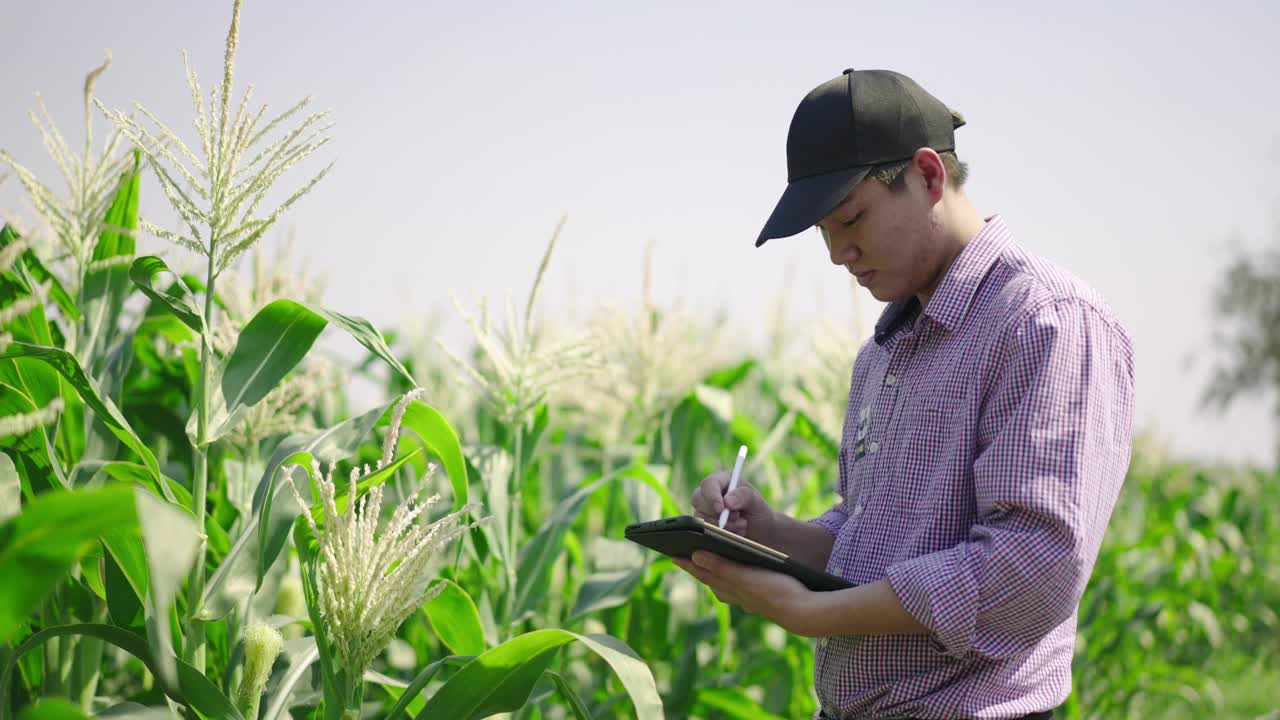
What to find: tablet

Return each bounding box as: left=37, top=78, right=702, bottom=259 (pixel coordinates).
left=624, top=515, right=852, bottom=592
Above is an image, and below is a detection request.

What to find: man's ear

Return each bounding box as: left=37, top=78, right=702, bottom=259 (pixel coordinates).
left=912, top=148, right=946, bottom=202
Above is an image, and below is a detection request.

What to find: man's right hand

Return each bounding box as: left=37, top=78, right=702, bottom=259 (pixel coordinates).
left=692, top=470, right=776, bottom=541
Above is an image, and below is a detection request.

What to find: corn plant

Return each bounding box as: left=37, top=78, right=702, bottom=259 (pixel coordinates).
left=2, top=2, right=662, bottom=718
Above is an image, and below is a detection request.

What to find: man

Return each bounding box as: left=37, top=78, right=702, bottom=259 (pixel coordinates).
left=674, top=68, right=1135, bottom=719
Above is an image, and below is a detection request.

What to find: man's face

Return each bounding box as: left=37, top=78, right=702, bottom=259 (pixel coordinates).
left=815, top=171, right=943, bottom=303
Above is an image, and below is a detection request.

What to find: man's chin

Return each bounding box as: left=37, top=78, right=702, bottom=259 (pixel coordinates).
left=866, top=286, right=894, bottom=302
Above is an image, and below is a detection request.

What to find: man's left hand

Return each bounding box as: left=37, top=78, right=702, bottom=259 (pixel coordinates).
left=673, top=550, right=815, bottom=635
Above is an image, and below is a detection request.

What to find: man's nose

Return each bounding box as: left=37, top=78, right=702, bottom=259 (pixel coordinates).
left=829, top=241, right=860, bottom=267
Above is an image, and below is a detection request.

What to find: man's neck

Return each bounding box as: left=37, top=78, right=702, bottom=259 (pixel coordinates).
left=917, top=196, right=987, bottom=308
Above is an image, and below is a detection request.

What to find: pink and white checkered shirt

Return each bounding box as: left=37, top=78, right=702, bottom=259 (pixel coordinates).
left=808, top=215, right=1135, bottom=719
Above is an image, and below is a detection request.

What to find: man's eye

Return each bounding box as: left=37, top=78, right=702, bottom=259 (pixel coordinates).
left=843, top=212, right=863, bottom=228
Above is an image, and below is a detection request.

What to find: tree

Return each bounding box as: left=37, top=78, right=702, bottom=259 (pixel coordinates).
left=1203, top=229, right=1280, bottom=463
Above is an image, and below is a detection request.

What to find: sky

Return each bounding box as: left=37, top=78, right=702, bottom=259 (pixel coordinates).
left=3, top=0, right=1279, bottom=467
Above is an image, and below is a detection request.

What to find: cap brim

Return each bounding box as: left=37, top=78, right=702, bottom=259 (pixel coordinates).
left=755, top=166, right=871, bottom=247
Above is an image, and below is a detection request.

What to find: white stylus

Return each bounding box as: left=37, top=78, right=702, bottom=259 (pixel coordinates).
left=718, top=445, right=749, bottom=529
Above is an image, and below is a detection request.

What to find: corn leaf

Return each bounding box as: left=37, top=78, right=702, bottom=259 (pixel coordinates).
left=423, top=579, right=485, bottom=656
left=415, top=629, right=661, bottom=720
left=0, top=341, right=164, bottom=490
left=128, top=255, right=205, bottom=334
left=0, top=485, right=137, bottom=644
left=0, top=622, right=241, bottom=720
left=80, top=151, right=141, bottom=363
left=378, top=400, right=468, bottom=511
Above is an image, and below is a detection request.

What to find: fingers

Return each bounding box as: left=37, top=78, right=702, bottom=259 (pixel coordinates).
left=691, top=471, right=730, bottom=519
left=674, top=553, right=738, bottom=605
left=723, top=482, right=764, bottom=516
left=725, top=516, right=749, bottom=536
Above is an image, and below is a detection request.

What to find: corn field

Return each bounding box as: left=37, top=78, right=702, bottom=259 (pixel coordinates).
left=2, top=3, right=1279, bottom=719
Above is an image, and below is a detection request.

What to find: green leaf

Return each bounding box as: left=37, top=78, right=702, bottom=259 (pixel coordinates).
left=98, top=460, right=181, bottom=505
left=515, top=474, right=612, bottom=619
left=202, top=301, right=412, bottom=447
left=696, top=687, right=788, bottom=720
left=0, top=342, right=165, bottom=491
left=136, top=489, right=200, bottom=692
left=91, top=704, right=175, bottom=719
left=424, top=579, right=486, bottom=656
left=136, top=313, right=195, bottom=346
left=0, top=383, right=60, bottom=493
left=0, top=273, right=60, bottom=414
left=790, top=410, right=838, bottom=460
left=416, top=629, right=661, bottom=720
left=311, top=305, right=414, bottom=385
left=16, top=253, right=79, bottom=326
left=103, top=544, right=143, bottom=628
left=72, top=488, right=199, bottom=689
left=545, top=670, right=592, bottom=720
left=693, top=384, right=733, bottom=426
left=101, top=522, right=149, bottom=619
left=222, top=299, right=327, bottom=415
left=17, top=699, right=91, bottom=720
left=0, top=623, right=242, bottom=720
left=291, top=543, right=342, bottom=717
left=704, top=359, right=756, bottom=389
left=380, top=400, right=469, bottom=512
left=0, top=485, right=137, bottom=644
left=200, top=517, right=270, bottom=622
left=467, top=446, right=512, bottom=565
left=175, top=660, right=243, bottom=720
left=0, top=451, right=18, bottom=523
left=515, top=464, right=676, bottom=619
left=618, top=464, right=682, bottom=519
left=128, top=256, right=205, bottom=334
left=569, top=567, right=646, bottom=620
left=80, top=150, right=141, bottom=362
left=97, top=464, right=227, bottom=553
left=383, top=655, right=472, bottom=720
left=0, top=224, right=76, bottom=325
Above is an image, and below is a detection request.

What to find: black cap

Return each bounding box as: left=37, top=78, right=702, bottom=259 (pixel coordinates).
left=755, top=68, right=965, bottom=247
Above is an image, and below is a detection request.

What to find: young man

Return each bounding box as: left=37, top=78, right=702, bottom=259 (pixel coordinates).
left=674, top=69, right=1135, bottom=719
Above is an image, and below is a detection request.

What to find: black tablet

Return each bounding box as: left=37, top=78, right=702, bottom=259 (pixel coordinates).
left=624, top=515, right=852, bottom=592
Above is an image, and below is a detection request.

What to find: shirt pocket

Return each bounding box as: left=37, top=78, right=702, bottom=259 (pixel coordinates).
left=886, top=395, right=963, bottom=516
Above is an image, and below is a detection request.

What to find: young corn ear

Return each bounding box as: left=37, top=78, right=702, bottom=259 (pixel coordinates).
left=235, top=622, right=283, bottom=720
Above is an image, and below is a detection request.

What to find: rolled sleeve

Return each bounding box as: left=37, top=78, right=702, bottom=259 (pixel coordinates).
left=808, top=505, right=849, bottom=540
left=885, top=299, right=1134, bottom=660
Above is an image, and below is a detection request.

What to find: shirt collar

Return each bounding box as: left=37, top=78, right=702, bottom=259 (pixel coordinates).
left=873, top=214, right=1013, bottom=344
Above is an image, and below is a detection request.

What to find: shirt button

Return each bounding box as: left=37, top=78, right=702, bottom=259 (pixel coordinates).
left=819, top=637, right=830, bottom=649
left=852, top=503, right=863, bottom=517
left=885, top=374, right=897, bottom=386
left=868, top=441, right=880, bottom=454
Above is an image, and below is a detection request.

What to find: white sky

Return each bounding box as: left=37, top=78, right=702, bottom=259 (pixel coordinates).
left=3, top=0, right=1279, bottom=467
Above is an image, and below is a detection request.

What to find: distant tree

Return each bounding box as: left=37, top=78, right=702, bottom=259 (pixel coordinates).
left=1203, top=234, right=1280, bottom=462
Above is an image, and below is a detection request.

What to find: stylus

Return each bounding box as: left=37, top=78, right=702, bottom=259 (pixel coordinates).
left=718, top=445, right=749, bottom=529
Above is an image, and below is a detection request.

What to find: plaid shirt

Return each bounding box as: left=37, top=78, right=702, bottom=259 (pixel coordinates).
left=808, top=215, right=1135, bottom=719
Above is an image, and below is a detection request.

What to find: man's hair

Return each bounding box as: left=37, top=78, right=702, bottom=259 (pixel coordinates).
left=870, top=151, right=968, bottom=193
